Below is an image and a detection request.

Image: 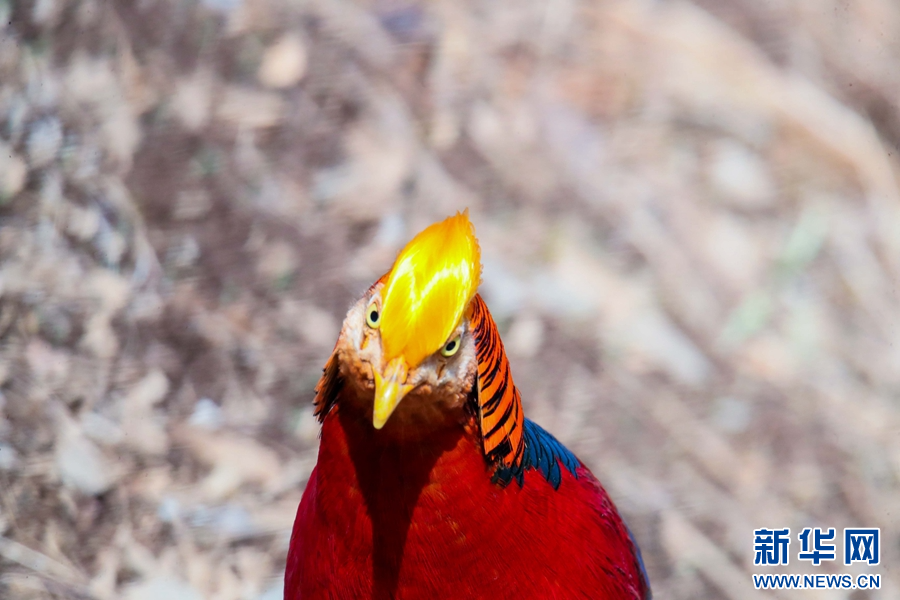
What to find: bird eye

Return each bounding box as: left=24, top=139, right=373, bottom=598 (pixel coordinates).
left=440, top=336, right=461, bottom=357
left=366, top=303, right=380, bottom=328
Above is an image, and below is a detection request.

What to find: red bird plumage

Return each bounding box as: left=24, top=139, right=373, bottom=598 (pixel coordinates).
left=286, top=214, right=650, bottom=599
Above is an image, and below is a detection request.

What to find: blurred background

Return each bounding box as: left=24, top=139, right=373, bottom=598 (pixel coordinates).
left=1, top=0, right=899, bottom=598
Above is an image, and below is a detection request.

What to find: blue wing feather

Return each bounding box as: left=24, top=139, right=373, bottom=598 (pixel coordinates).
left=494, top=418, right=580, bottom=489
left=628, top=525, right=653, bottom=599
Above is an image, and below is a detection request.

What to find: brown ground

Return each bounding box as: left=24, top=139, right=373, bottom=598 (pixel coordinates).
left=1, top=0, right=899, bottom=598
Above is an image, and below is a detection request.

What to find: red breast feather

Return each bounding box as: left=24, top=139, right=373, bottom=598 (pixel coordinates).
left=286, top=402, right=650, bottom=599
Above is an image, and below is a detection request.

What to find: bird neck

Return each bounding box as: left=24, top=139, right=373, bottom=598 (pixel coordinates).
left=323, top=386, right=483, bottom=466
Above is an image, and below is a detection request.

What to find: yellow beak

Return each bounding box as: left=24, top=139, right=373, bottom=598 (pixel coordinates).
left=372, top=356, right=414, bottom=429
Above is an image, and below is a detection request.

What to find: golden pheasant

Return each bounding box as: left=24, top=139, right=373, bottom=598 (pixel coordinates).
left=286, top=211, right=650, bottom=599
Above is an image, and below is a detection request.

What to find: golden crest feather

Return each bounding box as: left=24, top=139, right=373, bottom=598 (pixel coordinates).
left=380, top=211, right=481, bottom=368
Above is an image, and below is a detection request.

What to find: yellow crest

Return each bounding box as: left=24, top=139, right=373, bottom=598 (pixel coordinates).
left=380, top=211, right=482, bottom=368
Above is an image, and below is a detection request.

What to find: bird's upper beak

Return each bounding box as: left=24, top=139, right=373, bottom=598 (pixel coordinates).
left=372, top=356, right=414, bottom=429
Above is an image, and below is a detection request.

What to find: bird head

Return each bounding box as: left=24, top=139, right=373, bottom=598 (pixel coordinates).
left=324, top=211, right=483, bottom=433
